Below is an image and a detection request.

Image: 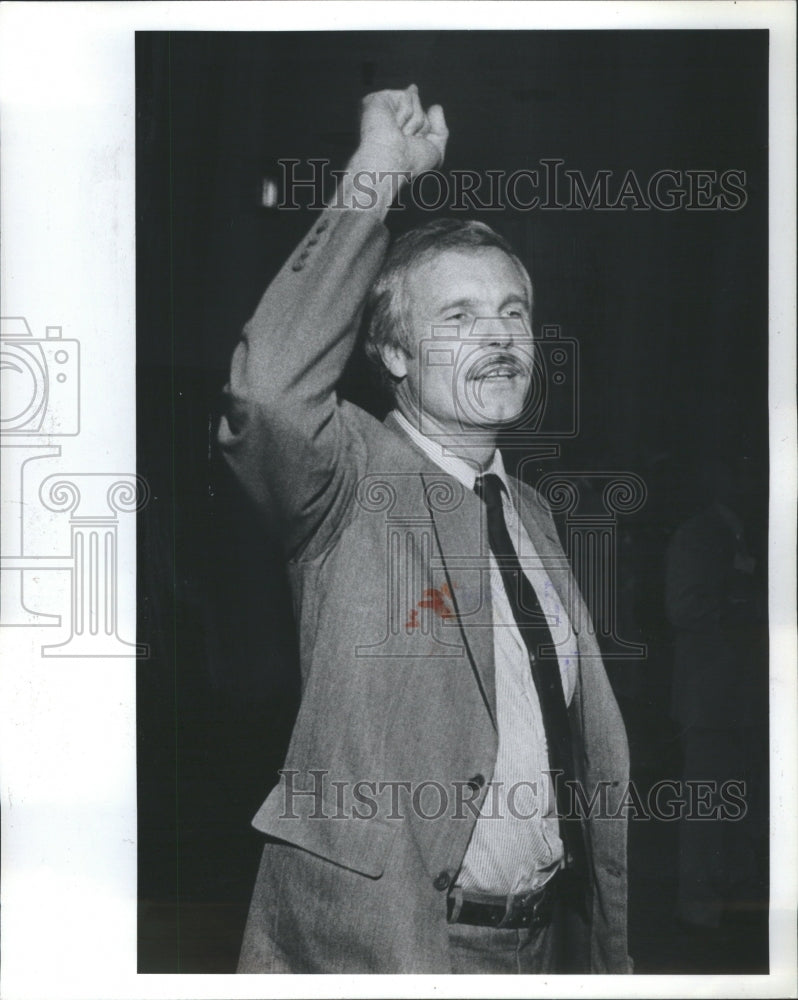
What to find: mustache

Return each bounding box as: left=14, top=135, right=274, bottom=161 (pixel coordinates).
left=467, top=351, right=532, bottom=380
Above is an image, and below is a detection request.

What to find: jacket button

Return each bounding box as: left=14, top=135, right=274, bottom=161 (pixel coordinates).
left=467, top=774, right=485, bottom=792
left=315, top=219, right=330, bottom=234
left=291, top=262, right=304, bottom=272
left=433, top=870, right=451, bottom=891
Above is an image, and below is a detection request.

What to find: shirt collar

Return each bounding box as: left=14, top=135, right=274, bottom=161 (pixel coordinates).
left=391, top=409, right=510, bottom=496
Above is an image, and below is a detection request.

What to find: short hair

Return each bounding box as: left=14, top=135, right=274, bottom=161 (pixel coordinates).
left=362, top=218, right=533, bottom=388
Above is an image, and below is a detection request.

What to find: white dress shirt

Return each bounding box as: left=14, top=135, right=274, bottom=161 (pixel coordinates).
left=393, top=410, right=579, bottom=894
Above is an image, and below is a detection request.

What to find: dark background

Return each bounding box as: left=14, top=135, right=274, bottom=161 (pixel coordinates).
left=136, top=30, right=769, bottom=973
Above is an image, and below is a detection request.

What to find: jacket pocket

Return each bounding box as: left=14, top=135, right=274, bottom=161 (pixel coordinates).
left=251, top=783, right=400, bottom=878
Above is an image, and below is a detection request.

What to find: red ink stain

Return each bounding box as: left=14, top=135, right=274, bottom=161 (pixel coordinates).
left=405, top=608, right=420, bottom=630
left=419, top=588, right=455, bottom=619
left=406, top=582, right=456, bottom=628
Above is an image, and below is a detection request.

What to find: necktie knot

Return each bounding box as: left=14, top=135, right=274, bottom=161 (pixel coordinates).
left=474, top=472, right=505, bottom=510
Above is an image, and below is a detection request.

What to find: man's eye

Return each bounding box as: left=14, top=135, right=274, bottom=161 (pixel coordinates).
left=446, top=312, right=468, bottom=322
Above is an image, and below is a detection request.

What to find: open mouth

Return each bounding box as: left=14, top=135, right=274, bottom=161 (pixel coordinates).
left=469, top=354, right=529, bottom=382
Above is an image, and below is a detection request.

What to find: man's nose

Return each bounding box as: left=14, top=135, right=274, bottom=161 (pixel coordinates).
left=471, top=315, right=523, bottom=347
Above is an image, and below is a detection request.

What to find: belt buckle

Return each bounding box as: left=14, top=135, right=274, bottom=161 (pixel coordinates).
left=495, top=893, right=516, bottom=929
left=516, top=884, right=551, bottom=931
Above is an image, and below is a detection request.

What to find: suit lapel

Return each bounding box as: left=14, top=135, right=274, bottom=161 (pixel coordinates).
left=380, top=416, right=497, bottom=727
left=509, top=478, right=584, bottom=637
left=510, top=478, right=603, bottom=744
left=420, top=470, right=497, bottom=728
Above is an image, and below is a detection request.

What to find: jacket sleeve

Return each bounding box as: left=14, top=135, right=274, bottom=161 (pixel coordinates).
left=217, top=208, right=391, bottom=559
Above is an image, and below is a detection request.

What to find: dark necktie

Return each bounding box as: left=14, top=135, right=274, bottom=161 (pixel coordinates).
left=474, top=472, right=587, bottom=883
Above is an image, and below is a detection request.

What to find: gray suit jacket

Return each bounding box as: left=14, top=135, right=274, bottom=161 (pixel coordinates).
left=219, top=207, right=631, bottom=973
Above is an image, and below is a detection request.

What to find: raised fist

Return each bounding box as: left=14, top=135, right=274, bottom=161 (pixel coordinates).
left=356, top=84, right=448, bottom=179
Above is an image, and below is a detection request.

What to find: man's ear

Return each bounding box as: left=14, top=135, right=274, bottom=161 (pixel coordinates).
left=380, top=342, right=409, bottom=380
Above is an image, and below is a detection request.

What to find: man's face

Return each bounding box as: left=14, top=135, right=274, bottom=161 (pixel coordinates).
left=385, top=248, right=534, bottom=437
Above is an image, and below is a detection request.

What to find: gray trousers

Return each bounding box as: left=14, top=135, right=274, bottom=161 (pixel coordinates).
left=447, top=903, right=563, bottom=974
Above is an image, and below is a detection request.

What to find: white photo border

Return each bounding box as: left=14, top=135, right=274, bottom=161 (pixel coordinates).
left=0, top=2, right=795, bottom=999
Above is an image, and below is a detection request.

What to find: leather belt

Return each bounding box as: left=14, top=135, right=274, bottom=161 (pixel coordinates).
left=446, top=872, right=559, bottom=930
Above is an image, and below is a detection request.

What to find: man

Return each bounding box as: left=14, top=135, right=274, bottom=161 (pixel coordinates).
left=219, top=85, right=630, bottom=974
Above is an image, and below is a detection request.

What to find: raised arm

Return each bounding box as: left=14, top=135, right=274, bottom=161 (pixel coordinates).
left=217, top=85, right=447, bottom=558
